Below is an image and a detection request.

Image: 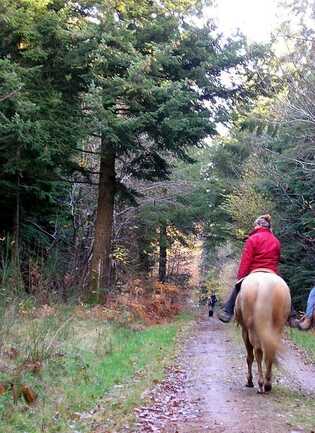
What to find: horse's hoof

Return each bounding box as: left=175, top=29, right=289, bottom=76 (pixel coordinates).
left=264, top=383, right=272, bottom=392
left=257, top=382, right=264, bottom=394
left=246, top=382, right=254, bottom=388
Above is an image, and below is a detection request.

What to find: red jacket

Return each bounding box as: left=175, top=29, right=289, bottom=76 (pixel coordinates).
left=237, top=227, right=281, bottom=279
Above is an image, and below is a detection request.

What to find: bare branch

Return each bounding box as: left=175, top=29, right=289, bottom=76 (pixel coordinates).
left=0, top=90, right=20, bottom=103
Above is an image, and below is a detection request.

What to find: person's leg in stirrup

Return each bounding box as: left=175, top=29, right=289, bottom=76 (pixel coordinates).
left=218, top=283, right=241, bottom=323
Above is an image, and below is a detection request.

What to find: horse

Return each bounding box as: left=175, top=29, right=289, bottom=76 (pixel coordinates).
left=235, top=271, right=291, bottom=393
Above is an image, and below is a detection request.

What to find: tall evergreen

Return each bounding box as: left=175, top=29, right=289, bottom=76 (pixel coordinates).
left=0, top=1, right=89, bottom=275
left=84, top=2, right=267, bottom=293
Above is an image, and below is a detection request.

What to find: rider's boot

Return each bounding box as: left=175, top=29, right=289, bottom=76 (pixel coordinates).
left=217, top=285, right=239, bottom=323
left=298, top=316, right=312, bottom=331
left=217, top=309, right=233, bottom=322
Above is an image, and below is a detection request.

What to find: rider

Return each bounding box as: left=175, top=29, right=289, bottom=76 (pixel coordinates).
left=218, top=214, right=280, bottom=323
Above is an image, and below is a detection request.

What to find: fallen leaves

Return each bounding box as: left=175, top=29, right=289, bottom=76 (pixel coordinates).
left=134, top=365, right=196, bottom=433
left=20, top=384, right=37, bottom=404
left=34, top=304, right=56, bottom=318
left=12, top=383, right=37, bottom=405
left=20, top=360, right=42, bottom=375
left=4, top=347, right=19, bottom=359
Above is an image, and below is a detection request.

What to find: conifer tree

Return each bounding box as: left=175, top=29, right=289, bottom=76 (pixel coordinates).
left=0, top=0, right=89, bottom=278
left=83, top=1, right=267, bottom=293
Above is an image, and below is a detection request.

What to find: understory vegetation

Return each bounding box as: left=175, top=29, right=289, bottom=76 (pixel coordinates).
left=0, top=300, right=193, bottom=433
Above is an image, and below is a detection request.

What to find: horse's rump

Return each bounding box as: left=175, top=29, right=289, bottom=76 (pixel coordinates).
left=236, top=272, right=290, bottom=350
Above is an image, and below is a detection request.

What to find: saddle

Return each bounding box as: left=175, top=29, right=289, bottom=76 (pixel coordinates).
left=236, top=269, right=276, bottom=291
left=251, top=268, right=276, bottom=275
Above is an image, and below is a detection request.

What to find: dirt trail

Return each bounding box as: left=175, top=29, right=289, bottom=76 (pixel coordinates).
left=135, top=315, right=315, bottom=433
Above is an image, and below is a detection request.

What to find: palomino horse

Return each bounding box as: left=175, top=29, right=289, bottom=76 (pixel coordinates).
left=235, top=271, right=291, bottom=393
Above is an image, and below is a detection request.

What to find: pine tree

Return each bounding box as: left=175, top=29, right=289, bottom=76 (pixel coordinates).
left=0, top=1, right=90, bottom=277
left=83, top=2, right=264, bottom=293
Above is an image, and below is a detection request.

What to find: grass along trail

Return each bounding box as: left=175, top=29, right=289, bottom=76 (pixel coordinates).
left=0, top=304, right=193, bottom=433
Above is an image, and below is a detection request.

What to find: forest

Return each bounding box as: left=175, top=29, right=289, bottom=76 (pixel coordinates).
left=1, top=0, right=314, bottom=307
left=0, top=1, right=314, bottom=432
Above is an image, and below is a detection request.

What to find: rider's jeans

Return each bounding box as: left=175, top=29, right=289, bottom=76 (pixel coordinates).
left=306, top=287, right=315, bottom=319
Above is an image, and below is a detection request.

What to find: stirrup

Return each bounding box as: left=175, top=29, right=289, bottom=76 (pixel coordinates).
left=218, top=310, right=233, bottom=323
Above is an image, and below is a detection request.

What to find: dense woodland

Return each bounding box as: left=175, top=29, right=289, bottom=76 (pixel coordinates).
left=0, top=0, right=314, bottom=309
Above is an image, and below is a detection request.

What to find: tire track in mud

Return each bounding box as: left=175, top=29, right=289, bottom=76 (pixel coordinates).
left=135, top=315, right=315, bottom=433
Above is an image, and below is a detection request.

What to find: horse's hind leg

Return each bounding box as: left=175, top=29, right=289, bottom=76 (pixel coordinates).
left=264, top=360, right=273, bottom=392
left=254, top=348, right=264, bottom=393
left=242, top=329, right=254, bottom=387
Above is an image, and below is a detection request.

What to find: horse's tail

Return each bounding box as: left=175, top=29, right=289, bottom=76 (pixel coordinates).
left=254, top=297, right=281, bottom=365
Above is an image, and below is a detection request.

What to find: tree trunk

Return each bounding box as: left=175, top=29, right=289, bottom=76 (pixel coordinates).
left=12, top=173, right=20, bottom=266
left=90, top=138, right=115, bottom=297
left=12, top=145, right=22, bottom=289
left=158, top=224, right=167, bottom=282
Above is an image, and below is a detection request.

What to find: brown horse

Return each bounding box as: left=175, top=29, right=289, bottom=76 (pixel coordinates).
left=235, top=271, right=291, bottom=393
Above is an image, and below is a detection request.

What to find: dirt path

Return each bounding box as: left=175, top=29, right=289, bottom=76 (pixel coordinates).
left=135, top=314, right=315, bottom=433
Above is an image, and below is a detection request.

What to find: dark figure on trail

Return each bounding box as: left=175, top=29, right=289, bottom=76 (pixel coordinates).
left=218, top=214, right=282, bottom=323
left=208, top=292, right=217, bottom=317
